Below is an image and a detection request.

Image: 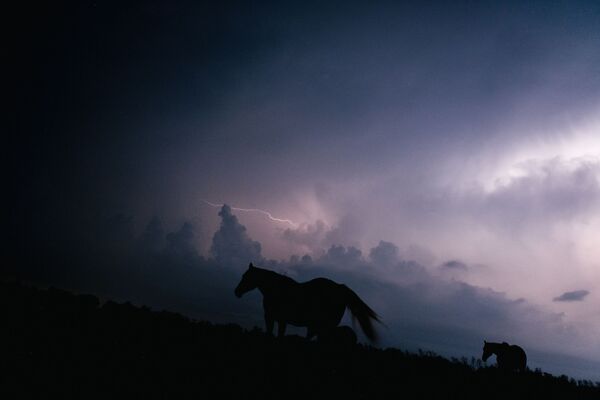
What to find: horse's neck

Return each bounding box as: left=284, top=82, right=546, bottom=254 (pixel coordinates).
left=490, top=343, right=506, bottom=355
left=257, top=271, right=296, bottom=296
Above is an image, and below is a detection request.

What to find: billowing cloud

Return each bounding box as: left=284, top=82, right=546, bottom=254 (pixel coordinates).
left=211, top=205, right=263, bottom=268
left=437, top=260, right=469, bottom=281
left=282, top=220, right=330, bottom=250
left=553, top=290, right=590, bottom=302
left=165, top=222, right=199, bottom=263
left=321, top=245, right=363, bottom=267
left=441, top=260, right=468, bottom=270
left=369, top=241, right=399, bottom=267
left=139, top=216, right=165, bottom=253
left=282, top=214, right=364, bottom=254
left=296, top=153, right=600, bottom=315
left=475, top=157, right=600, bottom=232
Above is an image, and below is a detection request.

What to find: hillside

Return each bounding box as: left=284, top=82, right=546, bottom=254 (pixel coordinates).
left=2, top=281, right=598, bottom=399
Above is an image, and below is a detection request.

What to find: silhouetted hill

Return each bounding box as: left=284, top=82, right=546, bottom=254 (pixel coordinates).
left=2, top=281, right=598, bottom=399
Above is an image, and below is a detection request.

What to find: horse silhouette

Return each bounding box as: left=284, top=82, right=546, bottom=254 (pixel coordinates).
left=234, top=263, right=380, bottom=341
left=482, top=341, right=527, bottom=372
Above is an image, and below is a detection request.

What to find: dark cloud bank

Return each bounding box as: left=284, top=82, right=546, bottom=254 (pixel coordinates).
left=554, top=290, right=590, bottom=302
left=4, top=205, right=598, bottom=379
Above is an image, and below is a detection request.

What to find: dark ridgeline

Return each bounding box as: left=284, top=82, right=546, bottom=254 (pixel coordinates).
left=317, top=325, right=358, bottom=347
left=234, top=263, right=380, bottom=341
left=2, top=281, right=599, bottom=399
left=483, top=341, right=528, bottom=372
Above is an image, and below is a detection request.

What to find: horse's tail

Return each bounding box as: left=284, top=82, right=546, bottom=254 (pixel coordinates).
left=341, top=284, right=380, bottom=342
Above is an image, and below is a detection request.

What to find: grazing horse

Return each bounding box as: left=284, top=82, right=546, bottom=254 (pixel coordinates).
left=482, top=341, right=527, bottom=372
left=234, top=263, right=380, bottom=341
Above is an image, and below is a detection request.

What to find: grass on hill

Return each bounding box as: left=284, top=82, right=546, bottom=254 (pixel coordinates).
left=2, top=281, right=598, bottom=399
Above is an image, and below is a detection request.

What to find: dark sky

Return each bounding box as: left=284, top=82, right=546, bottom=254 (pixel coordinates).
left=9, top=1, right=600, bottom=379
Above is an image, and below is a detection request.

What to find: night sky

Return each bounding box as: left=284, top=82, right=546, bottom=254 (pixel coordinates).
left=9, top=1, right=600, bottom=379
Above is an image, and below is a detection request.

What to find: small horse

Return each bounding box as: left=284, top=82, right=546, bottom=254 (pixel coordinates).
left=482, top=341, right=527, bottom=372
left=234, top=263, right=380, bottom=341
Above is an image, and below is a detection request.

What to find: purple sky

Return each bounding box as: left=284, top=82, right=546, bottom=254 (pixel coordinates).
left=10, top=1, right=600, bottom=379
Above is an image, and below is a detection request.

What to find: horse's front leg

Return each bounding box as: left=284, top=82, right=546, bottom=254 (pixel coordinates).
left=277, top=321, right=287, bottom=338
left=265, top=314, right=274, bottom=336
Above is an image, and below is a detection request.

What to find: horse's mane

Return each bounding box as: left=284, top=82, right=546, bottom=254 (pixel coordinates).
left=486, top=341, right=514, bottom=353
left=254, top=266, right=298, bottom=286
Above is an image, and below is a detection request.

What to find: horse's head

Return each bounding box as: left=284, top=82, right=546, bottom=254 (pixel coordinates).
left=234, top=263, right=259, bottom=298
left=482, top=340, right=493, bottom=362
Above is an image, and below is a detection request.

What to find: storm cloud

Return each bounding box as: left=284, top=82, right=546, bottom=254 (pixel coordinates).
left=211, top=205, right=263, bottom=267
left=553, top=290, right=590, bottom=302
left=441, top=260, right=468, bottom=270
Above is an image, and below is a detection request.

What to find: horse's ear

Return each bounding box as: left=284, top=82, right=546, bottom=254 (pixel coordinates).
left=484, top=340, right=487, bottom=344
left=249, top=263, right=254, bottom=269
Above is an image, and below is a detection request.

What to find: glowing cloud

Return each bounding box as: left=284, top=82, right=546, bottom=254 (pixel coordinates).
left=479, top=120, right=600, bottom=193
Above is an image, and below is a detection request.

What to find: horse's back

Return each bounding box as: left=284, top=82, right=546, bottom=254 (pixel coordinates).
left=275, top=277, right=346, bottom=328
left=509, top=345, right=526, bottom=357
left=303, top=277, right=341, bottom=287
left=511, top=345, right=527, bottom=367
left=301, top=278, right=345, bottom=299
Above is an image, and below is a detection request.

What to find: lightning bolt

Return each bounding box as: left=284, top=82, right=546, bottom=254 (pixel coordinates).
left=202, top=199, right=298, bottom=228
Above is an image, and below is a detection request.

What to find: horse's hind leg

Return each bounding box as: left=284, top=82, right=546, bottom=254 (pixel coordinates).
left=519, top=360, right=527, bottom=372
left=277, top=321, right=287, bottom=338
left=265, top=315, right=274, bottom=336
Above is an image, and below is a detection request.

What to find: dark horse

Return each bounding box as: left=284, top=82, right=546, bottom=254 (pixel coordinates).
left=234, top=263, right=380, bottom=341
left=482, top=341, right=527, bottom=372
